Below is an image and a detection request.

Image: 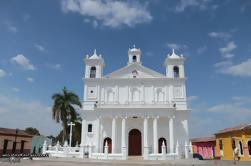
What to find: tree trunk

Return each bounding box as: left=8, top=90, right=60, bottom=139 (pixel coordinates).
left=63, top=122, right=68, bottom=142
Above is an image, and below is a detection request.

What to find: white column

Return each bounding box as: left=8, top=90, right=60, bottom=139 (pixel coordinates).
left=165, top=86, right=169, bottom=102
left=115, top=85, right=119, bottom=103
left=112, top=117, right=117, bottom=153
left=96, top=118, right=100, bottom=153
left=169, top=85, right=173, bottom=102
left=153, top=117, right=158, bottom=154
left=80, top=119, right=86, bottom=146
left=143, top=117, right=149, bottom=159
left=126, top=86, right=129, bottom=103
left=152, top=86, right=155, bottom=103
left=141, top=84, right=144, bottom=103
left=169, top=117, right=174, bottom=153
left=80, top=118, right=86, bottom=158
left=121, top=117, right=127, bottom=159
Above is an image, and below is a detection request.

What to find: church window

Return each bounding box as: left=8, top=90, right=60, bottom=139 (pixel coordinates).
left=132, top=70, right=138, bottom=78
left=90, top=66, right=96, bottom=78
left=173, top=66, right=179, bottom=78
left=88, top=124, right=93, bottom=133
left=90, top=90, right=94, bottom=94
left=133, top=55, right=137, bottom=62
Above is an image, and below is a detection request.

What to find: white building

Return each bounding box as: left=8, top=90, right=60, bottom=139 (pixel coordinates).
left=79, top=46, right=191, bottom=160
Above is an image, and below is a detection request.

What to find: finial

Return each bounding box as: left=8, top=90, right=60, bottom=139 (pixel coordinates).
left=172, top=48, right=175, bottom=55
left=133, top=44, right=136, bottom=48
left=94, top=49, right=97, bottom=55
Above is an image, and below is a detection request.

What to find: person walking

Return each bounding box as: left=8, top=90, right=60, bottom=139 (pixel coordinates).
left=233, top=147, right=239, bottom=165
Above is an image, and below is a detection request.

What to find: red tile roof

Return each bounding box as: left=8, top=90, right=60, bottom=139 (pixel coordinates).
left=215, top=123, right=251, bottom=135
left=190, top=136, right=215, bottom=143
left=0, top=127, right=32, bottom=137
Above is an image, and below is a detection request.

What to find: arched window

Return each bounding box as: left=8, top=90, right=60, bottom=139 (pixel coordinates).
left=132, top=70, right=138, bottom=78
left=173, top=66, right=179, bottom=78
left=248, top=140, right=251, bottom=155
left=90, top=66, right=96, bottom=78
left=133, top=55, right=137, bottom=62
left=158, top=137, right=167, bottom=153
left=103, top=137, right=112, bottom=153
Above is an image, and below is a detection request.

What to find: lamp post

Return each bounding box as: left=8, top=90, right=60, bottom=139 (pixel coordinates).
left=12, top=129, right=19, bottom=154
left=68, top=122, right=75, bottom=147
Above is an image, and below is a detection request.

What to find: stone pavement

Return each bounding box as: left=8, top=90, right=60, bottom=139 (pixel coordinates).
left=0, top=157, right=251, bottom=166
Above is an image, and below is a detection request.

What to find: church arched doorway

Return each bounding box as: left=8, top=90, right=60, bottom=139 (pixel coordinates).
left=103, top=137, right=112, bottom=153
left=128, top=129, right=142, bottom=156
left=158, top=137, right=167, bottom=153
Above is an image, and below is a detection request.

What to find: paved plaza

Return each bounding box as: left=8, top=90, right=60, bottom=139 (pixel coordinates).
left=1, top=158, right=251, bottom=166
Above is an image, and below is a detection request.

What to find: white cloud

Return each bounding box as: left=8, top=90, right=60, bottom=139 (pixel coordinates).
left=219, top=41, right=237, bottom=58
left=27, top=77, right=34, bottom=83
left=48, top=64, right=62, bottom=70
left=0, top=69, right=7, bottom=77
left=214, top=60, right=233, bottom=68
left=189, top=97, right=251, bottom=137
left=12, top=88, right=20, bottom=92
left=92, top=20, right=98, bottom=28
left=61, top=0, right=152, bottom=28
left=8, top=26, right=18, bottom=33
left=11, top=54, right=35, bottom=70
left=84, top=18, right=90, bottom=23
left=216, top=58, right=251, bottom=77
left=175, top=0, right=211, bottom=12
left=196, top=46, right=207, bottom=54
left=187, top=96, right=199, bottom=102
left=166, top=42, right=188, bottom=50
left=34, top=43, right=45, bottom=52
left=208, top=32, right=231, bottom=40
left=3, top=20, right=18, bottom=33
left=24, top=14, right=31, bottom=21
left=0, top=94, right=61, bottom=135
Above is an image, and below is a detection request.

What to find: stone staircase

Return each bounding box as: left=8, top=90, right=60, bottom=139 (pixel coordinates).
left=128, top=156, right=143, bottom=160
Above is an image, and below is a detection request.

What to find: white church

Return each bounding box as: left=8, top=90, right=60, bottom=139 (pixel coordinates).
left=79, top=46, right=192, bottom=160
left=43, top=46, right=192, bottom=160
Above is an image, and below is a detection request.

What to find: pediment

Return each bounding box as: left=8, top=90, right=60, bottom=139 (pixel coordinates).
left=105, top=64, right=165, bottom=78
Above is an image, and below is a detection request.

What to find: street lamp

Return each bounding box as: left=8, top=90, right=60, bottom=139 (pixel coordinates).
left=12, top=129, right=19, bottom=154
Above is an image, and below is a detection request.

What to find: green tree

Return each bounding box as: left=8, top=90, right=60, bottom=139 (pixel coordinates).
left=55, top=122, right=81, bottom=146
left=51, top=87, right=82, bottom=141
left=25, top=127, right=40, bottom=135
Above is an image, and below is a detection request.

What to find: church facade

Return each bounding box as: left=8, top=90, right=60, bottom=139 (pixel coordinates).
left=80, top=46, right=191, bottom=160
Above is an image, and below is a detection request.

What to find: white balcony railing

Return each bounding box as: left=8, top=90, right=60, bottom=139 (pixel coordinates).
left=95, top=100, right=175, bottom=109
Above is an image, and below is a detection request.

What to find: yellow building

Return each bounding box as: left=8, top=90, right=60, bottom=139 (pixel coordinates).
left=215, top=124, right=251, bottom=161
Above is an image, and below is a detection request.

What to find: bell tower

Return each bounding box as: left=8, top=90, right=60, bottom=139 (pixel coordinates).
left=128, top=45, right=142, bottom=65
left=164, top=49, right=185, bottom=78
left=84, top=49, right=105, bottom=78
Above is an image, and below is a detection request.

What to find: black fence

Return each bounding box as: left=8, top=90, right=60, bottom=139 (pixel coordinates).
left=1, top=154, right=49, bottom=158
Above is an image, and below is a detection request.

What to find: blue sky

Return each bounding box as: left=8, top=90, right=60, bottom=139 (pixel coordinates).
left=0, top=0, right=251, bottom=138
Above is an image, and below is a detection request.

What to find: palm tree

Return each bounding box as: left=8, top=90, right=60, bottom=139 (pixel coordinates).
left=51, top=87, right=82, bottom=141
